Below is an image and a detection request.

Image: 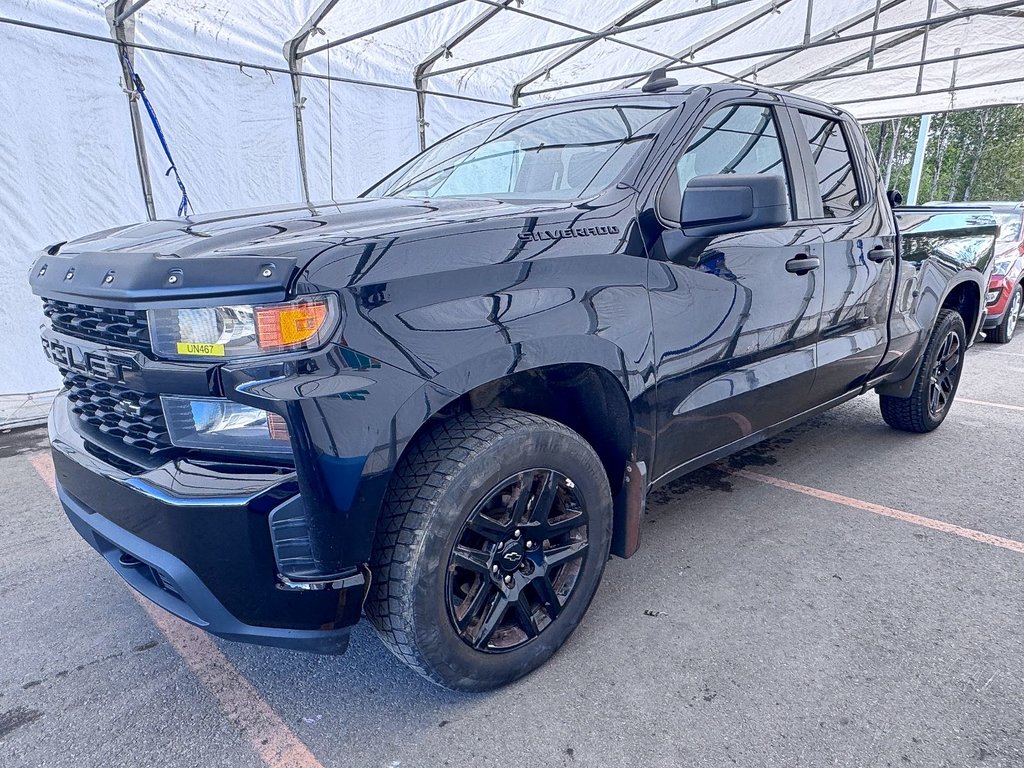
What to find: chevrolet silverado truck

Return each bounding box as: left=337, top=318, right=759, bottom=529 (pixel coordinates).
left=30, top=79, right=997, bottom=691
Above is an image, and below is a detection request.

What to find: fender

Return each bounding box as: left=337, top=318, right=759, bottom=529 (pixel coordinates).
left=384, top=335, right=654, bottom=558
left=874, top=273, right=985, bottom=398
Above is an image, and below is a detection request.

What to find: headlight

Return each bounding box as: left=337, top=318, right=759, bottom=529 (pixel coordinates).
left=149, top=294, right=338, bottom=359
left=162, top=396, right=290, bottom=455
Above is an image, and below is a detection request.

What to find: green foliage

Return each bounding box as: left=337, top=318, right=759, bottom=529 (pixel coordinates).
left=863, top=105, right=1024, bottom=203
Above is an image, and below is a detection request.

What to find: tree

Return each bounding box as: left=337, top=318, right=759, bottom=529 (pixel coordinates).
left=863, top=105, right=1024, bottom=203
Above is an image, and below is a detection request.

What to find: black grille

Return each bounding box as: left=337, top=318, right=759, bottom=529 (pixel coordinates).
left=43, top=298, right=151, bottom=351
left=62, top=370, right=171, bottom=454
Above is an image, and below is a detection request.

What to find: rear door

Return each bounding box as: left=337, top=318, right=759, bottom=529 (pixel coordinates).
left=789, top=107, right=897, bottom=402
left=647, top=97, right=825, bottom=482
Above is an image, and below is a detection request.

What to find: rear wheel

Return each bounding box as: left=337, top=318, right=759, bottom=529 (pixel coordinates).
left=366, top=408, right=612, bottom=691
left=987, top=284, right=1021, bottom=344
left=879, top=308, right=966, bottom=433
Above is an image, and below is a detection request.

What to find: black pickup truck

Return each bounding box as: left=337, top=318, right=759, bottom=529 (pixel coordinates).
left=30, top=81, right=996, bottom=691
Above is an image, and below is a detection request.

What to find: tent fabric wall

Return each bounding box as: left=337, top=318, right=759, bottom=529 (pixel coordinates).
left=2, top=0, right=1023, bottom=427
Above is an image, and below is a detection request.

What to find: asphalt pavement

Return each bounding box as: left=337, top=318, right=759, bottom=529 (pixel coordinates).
left=1, top=335, right=1022, bottom=768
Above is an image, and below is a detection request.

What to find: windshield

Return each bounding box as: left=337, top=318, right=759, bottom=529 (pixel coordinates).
left=365, top=100, right=676, bottom=201
left=994, top=212, right=1023, bottom=243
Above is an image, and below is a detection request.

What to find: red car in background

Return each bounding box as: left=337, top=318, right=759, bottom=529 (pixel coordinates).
left=982, top=202, right=1024, bottom=343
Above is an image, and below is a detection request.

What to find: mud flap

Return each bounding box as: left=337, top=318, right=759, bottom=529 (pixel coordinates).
left=611, top=460, right=647, bottom=558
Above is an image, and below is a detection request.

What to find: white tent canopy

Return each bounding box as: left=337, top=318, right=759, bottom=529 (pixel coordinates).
left=2, top=0, right=1023, bottom=426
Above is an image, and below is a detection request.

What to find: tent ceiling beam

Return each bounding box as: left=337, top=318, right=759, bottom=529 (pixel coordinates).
left=775, top=42, right=1024, bottom=89
left=0, top=14, right=510, bottom=106
left=916, top=0, right=936, bottom=93
left=299, top=0, right=468, bottom=60
left=727, top=0, right=909, bottom=82
left=414, top=0, right=517, bottom=149
left=510, top=0, right=667, bottom=107
left=867, top=0, right=886, bottom=69
left=619, top=0, right=798, bottom=89
left=112, top=0, right=153, bottom=26
left=833, top=73, right=1024, bottom=107
left=422, top=0, right=762, bottom=80
left=518, top=0, right=1024, bottom=98
left=779, top=27, right=928, bottom=87
left=506, top=0, right=748, bottom=105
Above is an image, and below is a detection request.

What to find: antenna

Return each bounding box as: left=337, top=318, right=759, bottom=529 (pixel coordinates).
left=641, top=67, right=678, bottom=93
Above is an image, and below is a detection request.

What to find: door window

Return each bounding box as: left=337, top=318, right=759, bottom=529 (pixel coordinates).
left=662, top=104, right=791, bottom=221
left=798, top=113, right=861, bottom=218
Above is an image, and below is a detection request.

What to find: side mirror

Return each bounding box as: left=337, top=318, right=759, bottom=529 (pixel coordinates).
left=680, top=174, right=789, bottom=238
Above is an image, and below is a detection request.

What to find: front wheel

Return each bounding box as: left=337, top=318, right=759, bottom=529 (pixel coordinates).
left=987, top=284, right=1021, bottom=344
left=879, top=308, right=966, bottom=433
left=366, top=408, right=612, bottom=691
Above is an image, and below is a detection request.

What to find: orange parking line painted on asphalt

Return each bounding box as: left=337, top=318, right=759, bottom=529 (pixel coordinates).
left=734, top=469, right=1024, bottom=555
left=28, top=452, right=325, bottom=768
left=957, top=397, right=1024, bottom=412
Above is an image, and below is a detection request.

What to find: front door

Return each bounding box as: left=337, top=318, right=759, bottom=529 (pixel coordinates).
left=647, top=101, right=824, bottom=483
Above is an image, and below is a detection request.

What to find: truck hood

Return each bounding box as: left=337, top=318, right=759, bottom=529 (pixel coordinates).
left=29, top=197, right=594, bottom=306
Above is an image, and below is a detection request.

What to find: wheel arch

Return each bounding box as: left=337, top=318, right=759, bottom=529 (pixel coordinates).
left=875, top=275, right=980, bottom=399
left=940, top=278, right=982, bottom=341
left=387, top=340, right=649, bottom=559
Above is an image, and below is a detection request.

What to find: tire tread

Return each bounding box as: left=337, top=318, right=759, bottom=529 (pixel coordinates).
left=365, top=408, right=597, bottom=686
left=879, top=308, right=965, bottom=433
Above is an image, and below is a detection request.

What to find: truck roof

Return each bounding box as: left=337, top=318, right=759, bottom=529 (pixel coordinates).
left=521, top=82, right=853, bottom=121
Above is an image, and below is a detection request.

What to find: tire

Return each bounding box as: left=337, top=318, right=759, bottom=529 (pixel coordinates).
left=987, top=284, right=1021, bottom=344
left=879, top=308, right=966, bottom=433
left=366, top=408, right=613, bottom=691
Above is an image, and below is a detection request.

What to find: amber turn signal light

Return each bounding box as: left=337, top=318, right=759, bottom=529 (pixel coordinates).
left=255, top=298, right=331, bottom=351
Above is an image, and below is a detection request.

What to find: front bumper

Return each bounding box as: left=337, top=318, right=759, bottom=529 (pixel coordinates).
left=49, top=397, right=365, bottom=653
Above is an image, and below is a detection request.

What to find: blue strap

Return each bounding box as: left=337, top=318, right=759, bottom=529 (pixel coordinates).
left=120, top=47, right=191, bottom=217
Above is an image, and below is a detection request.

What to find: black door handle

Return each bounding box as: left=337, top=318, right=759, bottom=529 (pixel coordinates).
left=868, top=247, right=895, bottom=263
left=785, top=255, right=820, bottom=274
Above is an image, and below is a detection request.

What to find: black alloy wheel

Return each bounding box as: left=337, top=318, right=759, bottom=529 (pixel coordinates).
left=366, top=408, right=612, bottom=691
left=880, top=308, right=966, bottom=433
left=446, top=468, right=590, bottom=652
left=926, top=329, right=962, bottom=419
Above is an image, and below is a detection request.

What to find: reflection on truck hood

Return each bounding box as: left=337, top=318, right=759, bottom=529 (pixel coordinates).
left=63, top=197, right=578, bottom=261
left=32, top=195, right=630, bottom=305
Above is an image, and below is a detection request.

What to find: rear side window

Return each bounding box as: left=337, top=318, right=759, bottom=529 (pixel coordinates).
left=662, top=104, right=791, bottom=221
left=799, top=112, right=861, bottom=218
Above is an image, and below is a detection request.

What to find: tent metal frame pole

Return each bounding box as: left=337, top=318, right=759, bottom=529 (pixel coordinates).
left=916, top=0, right=935, bottom=94
left=867, top=0, right=884, bottom=69
left=509, top=0, right=749, bottom=104
left=0, top=14, right=512, bottom=107
left=518, top=0, right=1024, bottom=98
left=619, top=0, right=796, bottom=89
left=906, top=113, right=930, bottom=204
left=477, top=0, right=747, bottom=81
left=299, top=0, right=468, bottom=60
left=510, top=0, right=666, bottom=106
left=113, top=0, right=154, bottom=26
left=285, top=0, right=341, bottom=206
left=767, top=42, right=1024, bottom=89
left=775, top=28, right=928, bottom=86
left=803, top=0, right=815, bottom=44
left=423, top=0, right=761, bottom=80
left=834, top=74, right=1024, bottom=107
left=729, top=0, right=909, bottom=82
left=107, top=0, right=156, bottom=220
left=414, top=0, right=515, bottom=150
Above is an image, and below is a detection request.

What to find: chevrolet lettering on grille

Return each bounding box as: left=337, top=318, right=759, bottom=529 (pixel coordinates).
left=42, top=337, right=134, bottom=382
